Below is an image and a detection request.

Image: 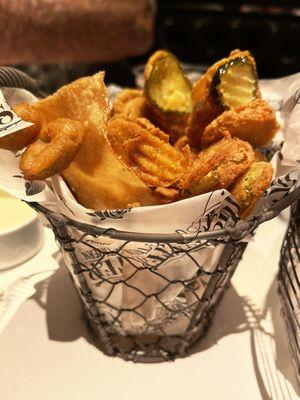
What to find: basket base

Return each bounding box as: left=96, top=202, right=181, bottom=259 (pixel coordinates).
left=82, top=297, right=217, bottom=363
left=75, top=243, right=247, bottom=362
left=69, top=241, right=247, bottom=363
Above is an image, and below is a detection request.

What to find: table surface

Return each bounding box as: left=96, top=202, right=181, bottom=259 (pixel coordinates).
left=0, top=211, right=299, bottom=400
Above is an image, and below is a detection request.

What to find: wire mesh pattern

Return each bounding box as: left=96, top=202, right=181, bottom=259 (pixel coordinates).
left=28, top=184, right=299, bottom=363
left=45, top=212, right=246, bottom=362
left=278, top=201, right=300, bottom=381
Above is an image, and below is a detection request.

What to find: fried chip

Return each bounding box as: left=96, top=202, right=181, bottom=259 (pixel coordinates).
left=33, top=72, right=156, bottom=210
left=107, top=117, right=191, bottom=187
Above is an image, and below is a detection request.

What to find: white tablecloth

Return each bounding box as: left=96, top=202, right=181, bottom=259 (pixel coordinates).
left=0, top=212, right=299, bottom=400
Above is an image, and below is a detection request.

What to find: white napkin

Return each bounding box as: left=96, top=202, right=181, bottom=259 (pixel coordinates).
left=0, top=228, right=59, bottom=334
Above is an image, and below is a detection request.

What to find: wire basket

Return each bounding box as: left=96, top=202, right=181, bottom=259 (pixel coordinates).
left=28, top=189, right=300, bottom=363
left=278, top=200, right=300, bottom=381
left=2, top=65, right=300, bottom=362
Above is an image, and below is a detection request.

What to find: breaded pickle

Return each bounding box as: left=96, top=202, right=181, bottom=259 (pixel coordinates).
left=179, top=137, right=255, bottom=195
left=230, top=161, right=273, bottom=218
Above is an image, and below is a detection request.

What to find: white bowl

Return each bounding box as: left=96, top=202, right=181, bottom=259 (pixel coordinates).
left=0, top=213, right=44, bottom=270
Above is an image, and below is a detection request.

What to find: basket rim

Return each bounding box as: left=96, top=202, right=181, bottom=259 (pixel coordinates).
left=28, top=186, right=300, bottom=243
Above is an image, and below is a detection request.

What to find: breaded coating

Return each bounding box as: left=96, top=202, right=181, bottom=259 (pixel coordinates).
left=187, top=49, right=259, bottom=148
left=0, top=103, right=42, bottom=151
left=186, top=100, right=221, bottom=148
left=174, top=135, right=189, bottom=152
left=230, top=161, right=274, bottom=218
left=200, top=99, right=279, bottom=149
left=112, top=88, right=145, bottom=117
left=174, top=134, right=198, bottom=161
left=122, top=96, right=147, bottom=119
left=153, top=187, right=181, bottom=204
left=112, top=87, right=187, bottom=142
left=145, top=102, right=188, bottom=143
left=20, top=118, right=84, bottom=180
left=107, top=117, right=191, bottom=188
left=179, top=137, right=255, bottom=195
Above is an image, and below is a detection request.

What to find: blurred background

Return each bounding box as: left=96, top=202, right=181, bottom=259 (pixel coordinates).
left=0, top=0, right=299, bottom=92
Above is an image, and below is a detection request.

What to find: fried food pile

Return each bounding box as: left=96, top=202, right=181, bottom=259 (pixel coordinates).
left=0, top=49, right=279, bottom=218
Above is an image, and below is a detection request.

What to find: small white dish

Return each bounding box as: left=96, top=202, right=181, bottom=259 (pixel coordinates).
left=0, top=213, right=44, bottom=270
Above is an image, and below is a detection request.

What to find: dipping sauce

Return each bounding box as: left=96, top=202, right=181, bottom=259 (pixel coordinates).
left=0, top=189, right=35, bottom=231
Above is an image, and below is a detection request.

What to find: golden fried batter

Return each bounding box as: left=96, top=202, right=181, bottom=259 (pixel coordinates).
left=153, top=187, right=181, bottom=204
left=200, top=99, right=279, bottom=149
left=107, top=117, right=191, bottom=187
left=20, top=118, right=84, bottom=180
left=186, top=100, right=221, bottom=148
left=230, top=161, right=273, bottom=218
left=0, top=103, right=42, bottom=151
left=174, top=135, right=189, bottom=152
left=174, top=135, right=198, bottom=161
left=121, top=96, right=147, bottom=119
left=112, top=88, right=146, bottom=119
left=187, top=49, right=259, bottom=148
left=145, top=103, right=188, bottom=143
left=111, top=87, right=187, bottom=139
left=33, top=72, right=157, bottom=210
left=179, top=137, right=255, bottom=195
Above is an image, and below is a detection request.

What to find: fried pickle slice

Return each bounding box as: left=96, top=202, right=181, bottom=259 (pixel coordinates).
left=187, top=49, right=260, bottom=148
left=20, top=118, right=84, bottom=180
left=179, top=137, right=255, bottom=195
left=107, top=117, right=191, bottom=187
left=0, top=104, right=42, bottom=151
left=200, top=98, right=279, bottom=149
left=144, top=50, right=192, bottom=142
left=145, top=53, right=192, bottom=115
left=230, top=161, right=274, bottom=218
left=33, top=72, right=156, bottom=210
left=211, top=54, right=259, bottom=109
left=144, top=50, right=171, bottom=82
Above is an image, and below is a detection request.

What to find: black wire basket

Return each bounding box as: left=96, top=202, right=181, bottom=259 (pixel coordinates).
left=278, top=200, right=300, bottom=381
left=29, top=190, right=300, bottom=363
left=2, top=66, right=300, bottom=363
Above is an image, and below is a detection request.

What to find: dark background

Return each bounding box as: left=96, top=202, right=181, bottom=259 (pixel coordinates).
left=16, top=0, right=300, bottom=92
left=153, top=0, right=300, bottom=78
